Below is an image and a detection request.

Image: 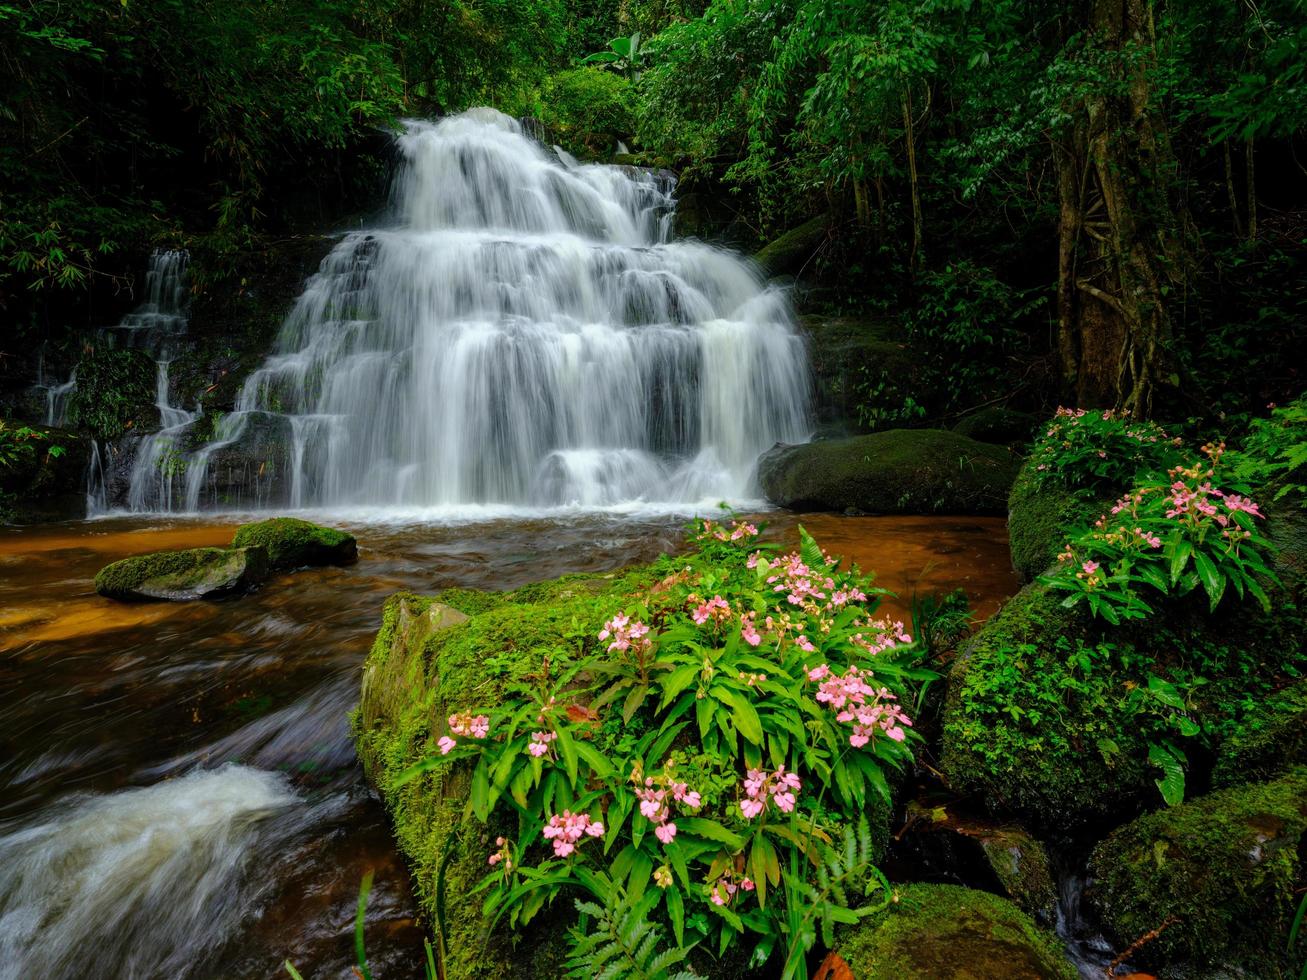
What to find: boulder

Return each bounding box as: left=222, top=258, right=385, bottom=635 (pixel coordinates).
left=95, top=546, right=269, bottom=601
left=1089, top=768, right=1307, bottom=975
left=1006, top=460, right=1106, bottom=583
left=753, top=214, right=831, bottom=277
left=758, top=429, right=1021, bottom=515
left=837, top=883, right=1077, bottom=979
left=231, top=516, right=357, bottom=570
left=951, top=407, right=1038, bottom=446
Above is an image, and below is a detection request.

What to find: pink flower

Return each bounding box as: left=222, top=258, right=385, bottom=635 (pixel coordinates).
left=740, top=798, right=765, bottom=819
left=740, top=614, right=762, bottom=647
left=807, top=664, right=830, bottom=681
left=527, top=730, right=556, bottom=758
left=1224, top=495, right=1263, bottom=518
left=796, top=634, right=816, bottom=653
left=655, top=822, right=678, bottom=844
left=692, top=595, right=731, bottom=626
left=542, top=810, right=604, bottom=858
left=448, top=712, right=490, bottom=739
left=1082, top=561, right=1099, bottom=576
left=740, top=877, right=755, bottom=892
left=438, top=736, right=457, bottom=755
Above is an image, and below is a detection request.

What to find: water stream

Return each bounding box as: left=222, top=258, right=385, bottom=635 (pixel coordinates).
left=0, top=513, right=1018, bottom=978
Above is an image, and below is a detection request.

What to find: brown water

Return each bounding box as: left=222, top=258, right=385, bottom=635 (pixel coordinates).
left=0, top=512, right=1017, bottom=978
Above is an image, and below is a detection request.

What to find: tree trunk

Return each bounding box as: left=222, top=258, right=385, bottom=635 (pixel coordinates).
left=1052, top=0, right=1187, bottom=416
left=901, top=89, right=923, bottom=279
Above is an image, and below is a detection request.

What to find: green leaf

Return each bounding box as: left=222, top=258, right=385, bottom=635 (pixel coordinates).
left=719, top=687, right=763, bottom=744
left=554, top=724, right=579, bottom=787
left=665, top=885, right=685, bottom=948
left=1149, top=742, right=1186, bottom=806
left=1147, top=674, right=1186, bottom=710
left=1168, top=537, right=1193, bottom=585
left=1192, top=551, right=1226, bottom=609
left=676, top=817, right=746, bottom=850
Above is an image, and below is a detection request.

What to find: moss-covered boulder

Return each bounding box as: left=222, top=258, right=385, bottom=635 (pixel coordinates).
left=231, top=517, right=356, bottom=570
left=951, top=407, right=1039, bottom=447
left=758, top=429, right=1021, bottom=515
left=753, top=214, right=831, bottom=277
left=1089, top=768, right=1307, bottom=975
left=838, top=883, right=1077, bottom=979
left=1213, top=677, right=1307, bottom=787
left=1006, top=460, right=1105, bottom=583
left=95, top=546, right=269, bottom=601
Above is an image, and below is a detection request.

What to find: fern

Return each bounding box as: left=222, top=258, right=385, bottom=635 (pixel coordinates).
left=780, top=815, right=891, bottom=980
left=564, top=877, right=699, bottom=980
left=1148, top=741, right=1187, bottom=806
left=798, top=525, right=829, bottom=571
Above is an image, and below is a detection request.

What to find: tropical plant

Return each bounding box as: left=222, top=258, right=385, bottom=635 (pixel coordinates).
left=581, top=32, right=644, bottom=80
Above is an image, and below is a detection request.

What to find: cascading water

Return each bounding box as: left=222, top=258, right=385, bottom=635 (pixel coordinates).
left=178, top=109, right=810, bottom=514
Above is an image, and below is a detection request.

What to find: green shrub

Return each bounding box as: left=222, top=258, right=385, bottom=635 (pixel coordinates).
left=537, top=68, right=634, bottom=154
left=68, top=346, right=156, bottom=441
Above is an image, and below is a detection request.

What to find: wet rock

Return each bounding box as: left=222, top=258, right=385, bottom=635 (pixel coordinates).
left=799, top=315, right=917, bottom=434
left=837, top=883, right=1077, bottom=979
left=1088, top=768, right=1307, bottom=975
left=231, top=517, right=357, bottom=571
left=95, top=546, right=269, bottom=601
left=758, top=429, right=1021, bottom=515
left=189, top=411, right=293, bottom=508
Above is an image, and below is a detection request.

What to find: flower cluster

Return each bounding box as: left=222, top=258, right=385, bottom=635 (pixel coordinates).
left=708, top=872, right=755, bottom=906
left=527, top=730, right=557, bottom=758
left=487, top=836, right=514, bottom=871
left=810, top=663, right=912, bottom=746
left=542, top=810, right=604, bottom=858
left=740, top=766, right=801, bottom=818
left=695, top=518, right=760, bottom=544
left=635, top=774, right=703, bottom=844
left=850, top=618, right=913, bottom=656
left=1031, top=407, right=1181, bottom=488
left=599, top=613, right=652, bottom=655
left=439, top=711, right=491, bottom=755
left=690, top=595, right=732, bottom=626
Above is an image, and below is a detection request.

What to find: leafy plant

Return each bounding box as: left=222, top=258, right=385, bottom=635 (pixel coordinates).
left=1226, top=397, right=1307, bottom=502
left=581, top=33, right=644, bottom=80
left=0, top=421, right=61, bottom=471
left=393, top=520, right=931, bottom=978
left=1043, top=443, right=1277, bottom=624
left=1029, top=407, right=1183, bottom=492
left=564, top=871, right=698, bottom=979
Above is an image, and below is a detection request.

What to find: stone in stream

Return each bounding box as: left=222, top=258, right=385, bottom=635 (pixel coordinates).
left=1088, top=767, right=1307, bottom=976
left=836, top=883, right=1077, bottom=979
left=231, top=516, right=357, bottom=571
left=94, top=546, right=269, bottom=601
left=757, top=428, right=1020, bottom=515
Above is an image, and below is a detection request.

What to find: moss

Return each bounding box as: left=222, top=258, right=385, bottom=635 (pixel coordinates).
left=977, top=828, right=1058, bottom=925
left=94, top=545, right=268, bottom=601
left=230, top=516, right=356, bottom=569
left=1006, top=460, right=1105, bottom=583
left=758, top=429, right=1021, bottom=515
left=838, top=883, right=1076, bottom=979
left=753, top=214, right=831, bottom=277
left=952, top=408, right=1038, bottom=447
left=1089, top=768, right=1307, bottom=974
left=1213, top=678, right=1307, bottom=787
left=354, top=564, right=683, bottom=979
left=67, top=346, right=156, bottom=441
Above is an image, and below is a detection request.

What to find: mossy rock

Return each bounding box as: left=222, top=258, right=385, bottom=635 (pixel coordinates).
left=1006, top=460, right=1106, bottom=583
left=1212, top=677, right=1307, bottom=787
left=799, top=315, right=917, bottom=434
left=976, top=826, right=1058, bottom=925
left=66, top=346, right=157, bottom=442
left=838, top=883, right=1077, bottom=979
left=353, top=567, right=674, bottom=980
left=95, top=546, right=269, bottom=601
left=952, top=408, right=1039, bottom=446
left=230, top=517, right=356, bottom=570
left=758, top=429, right=1021, bottom=515
left=1088, top=768, right=1307, bottom=975
left=753, top=214, right=831, bottom=277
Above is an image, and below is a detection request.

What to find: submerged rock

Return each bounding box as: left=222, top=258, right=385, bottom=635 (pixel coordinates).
left=231, top=516, right=357, bottom=570
left=758, top=429, right=1020, bottom=515
left=1088, top=768, right=1307, bottom=975
left=95, top=546, right=269, bottom=601
left=837, top=882, right=1076, bottom=979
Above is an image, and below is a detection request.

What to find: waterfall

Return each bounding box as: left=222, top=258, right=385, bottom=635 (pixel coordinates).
left=177, top=109, right=810, bottom=515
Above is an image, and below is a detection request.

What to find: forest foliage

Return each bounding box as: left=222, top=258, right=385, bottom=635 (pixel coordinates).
left=2, top=0, right=1304, bottom=416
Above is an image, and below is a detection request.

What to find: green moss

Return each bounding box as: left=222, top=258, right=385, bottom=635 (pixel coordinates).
left=1213, top=678, right=1307, bottom=787
left=230, top=516, right=356, bottom=569
left=758, top=428, right=1021, bottom=515
left=94, top=545, right=268, bottom=601
left=977, top=828, right=1057, bottom=924
left=1089, top=768, right=1307, bottom=974
left=1006, top=461, right=1105, bottom=582
left=952, top=408, right=1038, bottom=447
left=754, top=214, right=831, bottom=277
left=67, top=346, right=156, bottom=441
left=838, top=883, right=1076, bottom=979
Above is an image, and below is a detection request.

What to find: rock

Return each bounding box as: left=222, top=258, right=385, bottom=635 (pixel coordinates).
left=758, top=429, right=1021, bottom=515
left=976, top=827, right=1058, bottom=925
left=837, top=883, right=1077, bottom=979
left=188, top=410, right=293, bottom=508
left=753, top=214, right=831, bottom=277
left=1212, top=677, right=1307, bottom=787
left=95, top=546, right=269, bottom=601
left=231, top=516, right=357, bottom=570
left=951, top=407, right=1038, bottom=446
left=1006, top=460, right=1106, bottom=583
left=1088, top=768, right=1307, bottom=975
left=66, top=347, right=157, bottom=442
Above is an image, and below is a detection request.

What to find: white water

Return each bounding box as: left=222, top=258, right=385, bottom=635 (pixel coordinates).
left=0, top=766, right=300, bottom=979
left=169, top=109, right=809, bottom=514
